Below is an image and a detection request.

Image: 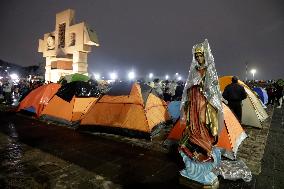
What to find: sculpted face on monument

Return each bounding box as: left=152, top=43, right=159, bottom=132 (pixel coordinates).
left=69, top=33, right=76, bottom=46
left=47, top=35, right=55, bottom=50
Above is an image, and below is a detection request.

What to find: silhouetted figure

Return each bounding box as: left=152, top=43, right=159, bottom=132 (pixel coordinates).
left=153, top=79, right=163, bottom=98
left=223, top=76, right=247, bottom=122
left=2, top=79, right=13, bottom=105
left=275, top=84, right=283, bottom=108
left=163, top=80, right=171, bottom=102
left=174, top=81, right=184, bottom=101
left=266, top=85, right=275, bottom=105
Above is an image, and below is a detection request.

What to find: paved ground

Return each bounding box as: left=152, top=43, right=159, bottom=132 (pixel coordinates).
left=0, top=104, right=283, bottom=189
left=257, top=106, right=284, bottom=189
left=238, top=107, right=273, bottom=175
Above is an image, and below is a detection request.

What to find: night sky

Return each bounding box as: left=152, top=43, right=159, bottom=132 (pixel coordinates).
left=0, top=0, right=283, bottom=80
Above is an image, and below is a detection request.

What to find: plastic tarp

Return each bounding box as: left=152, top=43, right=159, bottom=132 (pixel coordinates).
left=213, top=160, right=252, bottom=182
left=56, top=81, right=100, bottom=102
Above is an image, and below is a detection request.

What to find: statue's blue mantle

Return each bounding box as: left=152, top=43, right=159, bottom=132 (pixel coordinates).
left=179, top=147, right=221, bottom=185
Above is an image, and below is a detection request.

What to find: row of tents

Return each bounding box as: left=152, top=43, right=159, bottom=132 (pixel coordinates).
left=17, top=76, right=269, bottom=159
left=18, top=81, right=170, bottom=138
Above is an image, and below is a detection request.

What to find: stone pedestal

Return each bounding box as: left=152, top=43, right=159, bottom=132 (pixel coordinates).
left=45, top=57, right=52, bottom=82
left=179, top=176, right=219, bottom=189
left=45, top=58, right=74, bottom=82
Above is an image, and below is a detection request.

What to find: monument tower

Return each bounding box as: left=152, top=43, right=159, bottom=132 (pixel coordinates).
left=38, top=9, right=99, bottom=82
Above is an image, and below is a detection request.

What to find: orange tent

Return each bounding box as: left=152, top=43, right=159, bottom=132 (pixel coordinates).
left=167, top=103, right=247, bottom=159
left=80, top=82, right=170, bottom=138
left=217, top=103, right=247, bottom=159
left=17, top=83, right=61, bottom=117
left=219, top=76, right=247, bottom=91
left=41, top=95, right=97, bottom=125
left=219, top=76, right=268, bottom=128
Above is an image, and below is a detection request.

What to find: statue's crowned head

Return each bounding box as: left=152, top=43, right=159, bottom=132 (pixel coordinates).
left=194, top=44, right=205, bottom=65
left=194, top=45, right=204, bottom=54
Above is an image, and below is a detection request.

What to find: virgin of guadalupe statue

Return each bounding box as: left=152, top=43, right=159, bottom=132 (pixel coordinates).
left=179, top=39, right=223, bottom=185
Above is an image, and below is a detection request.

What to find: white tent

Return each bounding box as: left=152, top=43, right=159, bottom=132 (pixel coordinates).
left=241, top=87, right=268, bottom=128
left=219, top=76, right=268, bottom=128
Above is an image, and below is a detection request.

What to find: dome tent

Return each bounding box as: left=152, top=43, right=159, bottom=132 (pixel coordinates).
left=166, top=103, right=247, bottom=160
left=80, top=82, right=170, bottom=139
left=17, top=83, right=61, bottom=117
left=40, top=81, right=99, bottom=125
left=219, top=76, right=268, bottom=128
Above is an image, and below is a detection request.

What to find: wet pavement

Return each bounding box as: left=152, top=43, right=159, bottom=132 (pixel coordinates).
left=256, top=106, right=284, bottom=189
left=0, top=104, right=283, bottom=189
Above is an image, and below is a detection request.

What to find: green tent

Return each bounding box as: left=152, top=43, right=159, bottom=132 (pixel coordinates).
left=59, top=73, right=90, bottom=83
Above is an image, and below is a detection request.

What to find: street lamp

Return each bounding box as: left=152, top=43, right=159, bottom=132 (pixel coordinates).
left=165, top=75, right=169, bottom=80
left=149, top=73, right=153, bottom=79
left=128, top=71, right=135, bottom=80
left=109, top=72, right=117, bottom=80
left=93, top=73, right=100, bottom=80
left=10, top=73, right=19, bottom=80
left=250, top=69, right=256, bottom=81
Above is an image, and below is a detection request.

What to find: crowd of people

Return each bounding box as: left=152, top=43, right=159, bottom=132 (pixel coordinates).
left=0, top=75, right=283, bottom=111
left=246, top=80, right=284, bottom=108
left=0, top=78, right=44, bottom=105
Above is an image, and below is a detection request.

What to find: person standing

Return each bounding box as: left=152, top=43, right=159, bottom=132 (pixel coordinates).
left=153, top=78, right=163, bottom=99
left=266, top=85, right=275, bottom=105
left=174, top=81, right=184, bottom=101
left=222, top=76, right=247, bottom=122
left=163, top=80, right=172, bottom=102
left=3, top=79, right=13, bottom=105
left=275, top=83, right=283, bottom=108
left=168, top=80, right=177, bottom=101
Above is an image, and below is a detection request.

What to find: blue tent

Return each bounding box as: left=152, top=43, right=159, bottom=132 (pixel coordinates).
left=253, top=87, right=268, bottom=105
left=168, top=101, right=181, bottom=120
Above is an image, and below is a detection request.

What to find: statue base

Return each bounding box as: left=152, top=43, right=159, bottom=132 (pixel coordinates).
left=179, top=175, right=219, bottom=189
